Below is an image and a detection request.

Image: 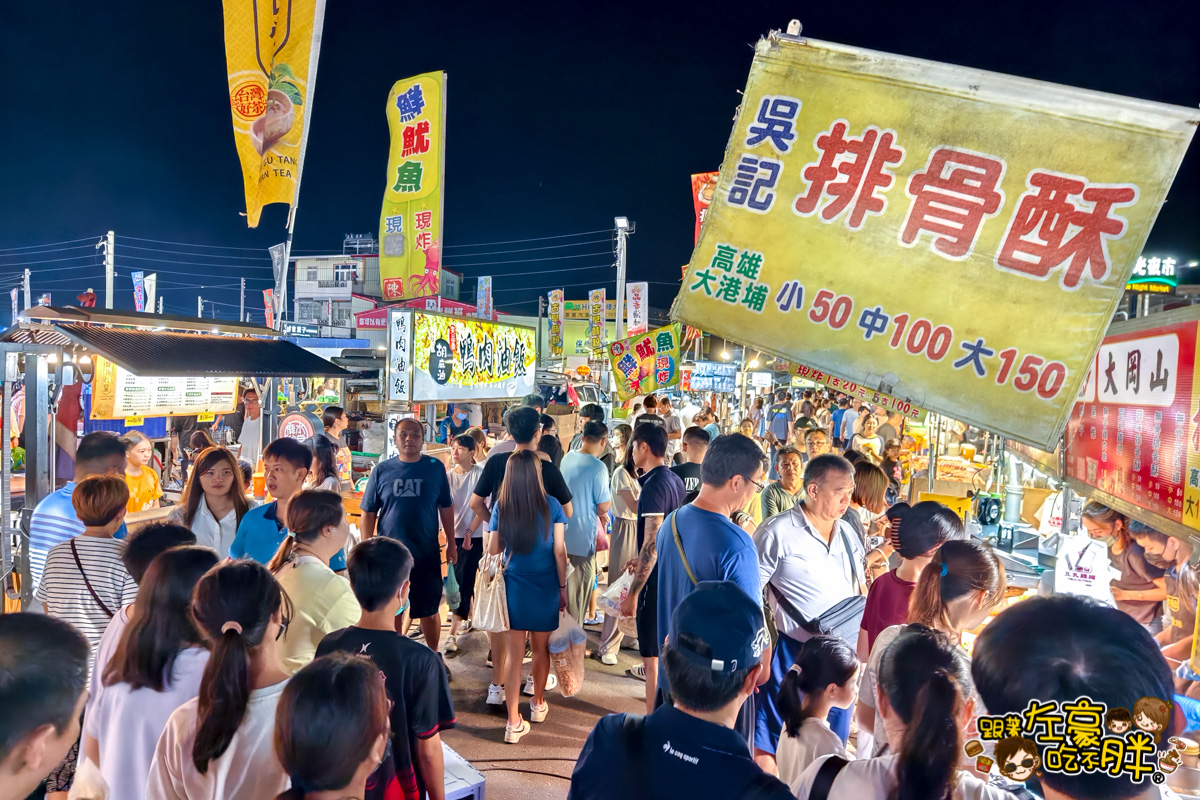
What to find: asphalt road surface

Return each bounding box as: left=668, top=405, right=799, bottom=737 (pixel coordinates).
left=438, top=619, right=646, bottom=800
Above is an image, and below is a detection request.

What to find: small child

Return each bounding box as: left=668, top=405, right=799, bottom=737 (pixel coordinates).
left=776, top=635, right=860, bottom=791
left=121, top=431, right=162, bottom=512
left=879, top=439, right=903, bottom=499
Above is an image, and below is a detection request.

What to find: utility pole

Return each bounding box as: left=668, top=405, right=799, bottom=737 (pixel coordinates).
left=103, top=231, right=114, bottom=309
left=240, top=277, right=245, bottom=323
left=613, top=217, right=633, bottom=340
left=22, top=269, right=30, bottom=310
left=197, top=296, right=203, bottom=318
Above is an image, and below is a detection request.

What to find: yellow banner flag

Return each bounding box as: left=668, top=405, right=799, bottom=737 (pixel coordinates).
left=221, top=0, right=325, bottom=228
left=672, top=34, right=1198, bottom=450
left=379, top=72, right=446, bottom=301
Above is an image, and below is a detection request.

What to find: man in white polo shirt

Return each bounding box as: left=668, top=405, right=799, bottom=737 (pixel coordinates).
left=753, top=454, right=863, bottom=772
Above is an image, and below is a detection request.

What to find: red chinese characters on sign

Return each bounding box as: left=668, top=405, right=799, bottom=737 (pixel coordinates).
left=383, top=278, right=405, bottom=299
left=996, top=171, right=1138, bottom=290
left=793, top=121, right=905, bottom=230
left=414, top=211, right=433, bottom=230
left=1066, top=321, right=1195, bottom=525
left=900, top=148, right=1006, bottom=259
left=401, top=120, right=431, bottom=158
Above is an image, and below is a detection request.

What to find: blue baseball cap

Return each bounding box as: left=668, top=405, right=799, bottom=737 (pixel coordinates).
left=669, top=581, right=769, bottom=674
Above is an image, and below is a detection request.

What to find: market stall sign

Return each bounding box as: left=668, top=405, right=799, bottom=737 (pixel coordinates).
left=391, top=310, right=536, bottom=402
left=1065, top=310, right=1200, bottom=535
left=279, top=411, right=318, bottom=441
left=90, top=356, right=238, bottom=420
left=689, top=360, right=737, bottom=393
left=1126, top=257, right=1178, bottom=293
left=670, top=33, right=1198, bottom=451
left=791, top=363, right=928, bottom=423
left=607, top=323, right=681, bottom=402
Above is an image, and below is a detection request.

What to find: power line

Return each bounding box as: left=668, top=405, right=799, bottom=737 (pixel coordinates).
left=118, top=243, right=275, bottom=263
left=118, top=253, right=275, bottom=271
left=444, top=251, right=614, bottom=269
left=114, top=264, right=272, bottom=280
left=119, top=235, right=327, bottom=255
left=458, top=263, right=615, bottom=280
left=491, top=279, right=614, bottom=294
left=0, top=244, right=96, bottom=259
left=443, top=228, right=612, bottom=249
left=431, top=238, right=613, bottom=257
left=0, top=254, right=103, bottom=267
left=0, top=236, right=101, bottom=253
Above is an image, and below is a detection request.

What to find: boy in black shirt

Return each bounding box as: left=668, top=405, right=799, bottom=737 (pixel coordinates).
left=670, top=426, right=710, bottom=505
left=317, top=537, right=456, bottom=800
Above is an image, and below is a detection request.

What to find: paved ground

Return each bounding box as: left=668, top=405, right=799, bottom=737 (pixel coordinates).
left=437, top=619, right=646, bottom=800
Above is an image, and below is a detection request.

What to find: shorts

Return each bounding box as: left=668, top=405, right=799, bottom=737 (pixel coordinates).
left=408, top=556, right=445, bottom=620
left=636, top=579, right=659, bottom=658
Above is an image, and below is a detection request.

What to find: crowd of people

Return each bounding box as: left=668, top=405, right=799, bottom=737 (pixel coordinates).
left=2, top=385, right=1197, bottom=800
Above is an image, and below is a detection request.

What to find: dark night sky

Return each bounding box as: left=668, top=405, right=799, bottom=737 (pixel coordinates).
left=2, top=0, right=1197, bottom=322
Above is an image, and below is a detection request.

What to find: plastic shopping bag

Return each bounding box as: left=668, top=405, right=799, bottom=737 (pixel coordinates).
left=444, top=566, right=461, bottom=611
left=548, top=611, right=587, bottom=697
left=472, top=554, right=509, bottom=633
left=597, top=571, right=634, bottom=619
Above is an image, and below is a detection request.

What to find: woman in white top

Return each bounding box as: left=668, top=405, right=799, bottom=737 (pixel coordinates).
left=168, top=447, right=255, bottom=559
left=272, top=653, right=390, bottom=800
left=267, top=490, right=359, bottom=675
left=795, top=625, right=1012, bottom=800
left=147, top=560, right=293, bottom=800
left=84, top=546, right=220, bottom=800
left=776, top=635, right=860, bottom=790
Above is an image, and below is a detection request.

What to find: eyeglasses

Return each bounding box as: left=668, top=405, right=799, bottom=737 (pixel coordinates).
left=1010, top=758, right=1036, bottom=769
left=749, top=477, right=766, bottom=494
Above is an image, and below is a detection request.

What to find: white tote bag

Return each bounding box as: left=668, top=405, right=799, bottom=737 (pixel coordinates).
left=472, top=552, right=510, bottom=633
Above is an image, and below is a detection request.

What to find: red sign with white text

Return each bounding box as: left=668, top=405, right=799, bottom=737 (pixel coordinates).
left=1066, top=317, right=1200, bottom=528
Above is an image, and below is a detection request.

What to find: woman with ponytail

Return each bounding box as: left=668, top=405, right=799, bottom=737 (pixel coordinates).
left=84, top=546, right=219, bottom=800
left=270, top=489, right=360, bottom=674
left=273, top=653, right=391, bottom=800
left=775, top=635, right=859, bottom=790
left=796, top=625, right=1012, bottom=800
left=146, top=560, right=293, bottom=800
left=857, top=538, right=1006, bottom=760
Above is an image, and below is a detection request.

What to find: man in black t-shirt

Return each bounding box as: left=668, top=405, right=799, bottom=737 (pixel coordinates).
left=670, top=426, right=710, bottom=505
left=361, top=418, right=454, bottom=652
left=619, top=423, right=685, bottom=713
left=318, top=538, right=456, bottom=800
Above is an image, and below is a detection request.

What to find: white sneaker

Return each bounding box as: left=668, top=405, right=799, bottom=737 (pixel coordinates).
left=599, top=652, right=618, bottom=666
left=443, top=635, right=458, bottom=653
left=504, top=717, right=530, bottom=743
left=486, top=683, right=506, bottom=705
left=522, top=672, right=560, bottom=696
left=530, top=701, right=549, bottom=723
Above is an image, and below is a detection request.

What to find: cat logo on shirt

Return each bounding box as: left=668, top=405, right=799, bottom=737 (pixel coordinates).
left=393, top=478, right=424, bottom=497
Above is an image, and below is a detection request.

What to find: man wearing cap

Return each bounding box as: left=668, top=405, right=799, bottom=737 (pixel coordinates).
left=569, top=581, right=790, bottom=800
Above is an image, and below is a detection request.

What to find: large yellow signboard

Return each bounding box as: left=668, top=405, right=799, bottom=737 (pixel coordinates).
left=671, top=34, right=1198, bottom=449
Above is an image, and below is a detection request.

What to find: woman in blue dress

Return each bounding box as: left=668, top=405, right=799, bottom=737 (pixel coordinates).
left=488, top=450, right=568, bottom=744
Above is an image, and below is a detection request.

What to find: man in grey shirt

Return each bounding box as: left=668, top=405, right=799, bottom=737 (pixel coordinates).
left=660, top=397, right=683, bottom=462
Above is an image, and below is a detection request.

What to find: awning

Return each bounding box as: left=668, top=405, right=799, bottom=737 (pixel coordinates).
left=53, top=325, right=349, bottom=378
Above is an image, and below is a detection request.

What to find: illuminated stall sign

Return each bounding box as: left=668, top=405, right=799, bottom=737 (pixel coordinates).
left=90, top=356, right=238, bottom=420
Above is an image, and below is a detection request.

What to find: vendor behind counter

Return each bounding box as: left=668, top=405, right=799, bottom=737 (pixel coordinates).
left=1080, top=501, right=1167, bottom=633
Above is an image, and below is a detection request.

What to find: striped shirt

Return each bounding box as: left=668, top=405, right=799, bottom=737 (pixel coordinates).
left=28, top=483, right=127, bottom=593
left=35, top=536, right=137, bottom=669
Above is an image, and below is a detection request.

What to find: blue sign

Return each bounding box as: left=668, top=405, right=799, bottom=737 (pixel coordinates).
left=691, top=361, right=737, bottom=393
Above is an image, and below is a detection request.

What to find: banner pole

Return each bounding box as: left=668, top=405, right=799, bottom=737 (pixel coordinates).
left=276, top=0, right=328, bottom=330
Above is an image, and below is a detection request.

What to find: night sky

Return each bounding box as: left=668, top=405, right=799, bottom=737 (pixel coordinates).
left=1, top=0, right=1197, bottom=322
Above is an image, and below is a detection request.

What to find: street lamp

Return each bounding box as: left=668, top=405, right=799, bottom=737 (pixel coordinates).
left=720, top=351, right=731, bottom=360
left=614, top=217, right=630, bottom=230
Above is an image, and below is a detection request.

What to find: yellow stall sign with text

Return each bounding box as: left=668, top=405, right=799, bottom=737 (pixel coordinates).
left=671, top=34, right=1198, bottom=450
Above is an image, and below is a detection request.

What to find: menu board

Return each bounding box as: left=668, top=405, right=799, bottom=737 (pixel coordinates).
left=90, top=356, right=238, bottom=420
left=689, top=361, right=737, bottom=393
left=1065, top=314, right=1200, bottom=532
left=791, top=363, right=928, bottom=423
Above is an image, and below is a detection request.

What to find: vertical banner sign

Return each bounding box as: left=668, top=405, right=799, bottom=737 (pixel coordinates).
left=548, top=290, right=565, bottom=356
left=378, top=71, right=446, bottom=301
left=476, top=276, right=492, bottom=319
left=143, top=273, right=157, bottom=314
left=627, top=281, right=648, bottom=335
left=1065, top=311, right=1200, bottom=541
left=607, top=323, right=682, bottom=401
left=9, top=288, right=17, bottom=325
left=387, top=308, right=413, bottom=401
left=671, top=34, right=1199, bottom=450
left=221, top=0, right=327, bottom=228
left=691, top=172, right=719, bottom=244
left=268, top=243, right=288, bottom=324
left=131, top=271, right=145, bottom=312
left=263, top=289, right=275, bottom=329
left=588, top=289, right=606, bottom=352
